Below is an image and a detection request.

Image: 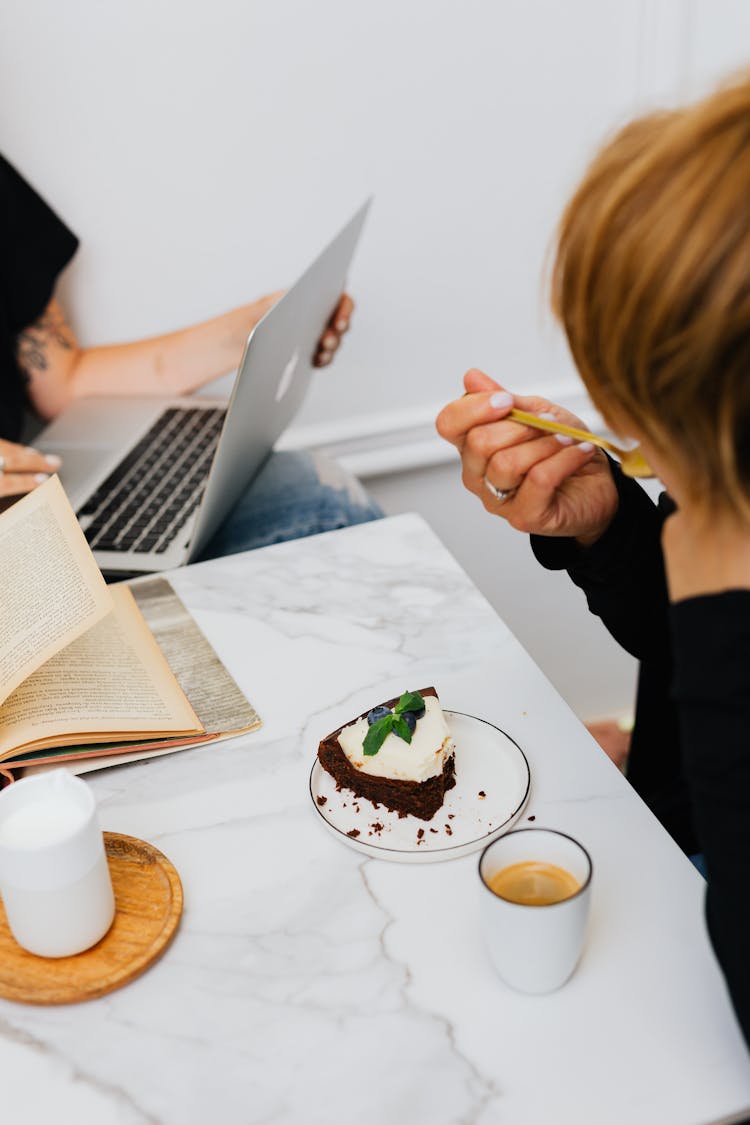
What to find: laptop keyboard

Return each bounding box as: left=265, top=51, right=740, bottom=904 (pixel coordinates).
left=79, top=406, right=226, bottom=554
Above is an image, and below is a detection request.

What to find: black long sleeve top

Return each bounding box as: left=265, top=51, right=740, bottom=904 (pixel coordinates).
left=0, top=153, right=78, bottom=440
left=530, top=465, right=750, bottom=1050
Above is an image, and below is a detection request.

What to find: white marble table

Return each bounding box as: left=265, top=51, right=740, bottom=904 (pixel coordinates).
left=1, top=514, right=749, bottom=1125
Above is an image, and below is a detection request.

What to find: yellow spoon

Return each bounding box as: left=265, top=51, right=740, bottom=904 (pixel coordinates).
left=509, top=408, right=654, bottom=479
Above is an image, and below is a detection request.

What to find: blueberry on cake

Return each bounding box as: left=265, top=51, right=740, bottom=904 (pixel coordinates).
left=317, top=687, right=456, bottom=821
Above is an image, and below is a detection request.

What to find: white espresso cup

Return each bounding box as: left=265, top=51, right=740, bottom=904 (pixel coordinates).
left=478, top=828, right=592, bottom=994
left=0, top=771, right=115, bottom=957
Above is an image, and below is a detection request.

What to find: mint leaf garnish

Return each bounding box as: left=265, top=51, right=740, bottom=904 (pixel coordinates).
left=391, top=714, right=413, bottom=743
left=363, top=694, right=423, bottom=754
left=395, top=691, right=425, bottom=715
left=363, top=714, right=394, bottom=756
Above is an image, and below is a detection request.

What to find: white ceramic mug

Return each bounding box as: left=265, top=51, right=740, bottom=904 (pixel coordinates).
left=478, top=828, right=592, bottom=994
left=0, top=771, right=115, bottom=957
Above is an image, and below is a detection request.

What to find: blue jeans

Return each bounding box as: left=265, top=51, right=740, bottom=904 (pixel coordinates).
left=197, top=450, right=383, bottom=561
left=690, top=853, right=708, bottom=879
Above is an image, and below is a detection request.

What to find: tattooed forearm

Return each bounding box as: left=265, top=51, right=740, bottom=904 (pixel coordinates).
left=16, top=304, right=76, bottom=379
left=16, top=330, right=49, bottom=376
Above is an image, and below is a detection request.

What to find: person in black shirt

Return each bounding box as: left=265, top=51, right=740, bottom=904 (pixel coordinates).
left=0, top=153, right=381, bottom=546
left=436, top=78, right=750, bottom=1049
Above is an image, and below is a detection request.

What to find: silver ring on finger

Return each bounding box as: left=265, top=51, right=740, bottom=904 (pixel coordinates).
left=484, top=478, right=517, bottom=504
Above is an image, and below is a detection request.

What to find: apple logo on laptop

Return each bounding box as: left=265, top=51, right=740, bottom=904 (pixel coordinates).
left=275, top=347, right=300, bottom=402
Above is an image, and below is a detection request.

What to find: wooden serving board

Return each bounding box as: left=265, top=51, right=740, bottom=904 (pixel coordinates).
left=0, top=832, right=183, bottom=1005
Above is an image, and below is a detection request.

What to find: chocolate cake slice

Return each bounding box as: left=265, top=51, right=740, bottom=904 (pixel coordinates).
left=317, top=687, right=456, bottom=821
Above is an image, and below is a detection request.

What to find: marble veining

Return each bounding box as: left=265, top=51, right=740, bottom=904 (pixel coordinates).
left=356, top=858, right=503, bottom=1122
left=0, top=514, right=749, bottom=1125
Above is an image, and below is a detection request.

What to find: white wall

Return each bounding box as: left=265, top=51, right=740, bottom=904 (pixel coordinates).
left=4, top=0, right=750, bottom=720
left=6, top=1, right=747, bottom=427
left=5, top=0, right=749, bottom=421
left=3, top=0, right=648, bottom=426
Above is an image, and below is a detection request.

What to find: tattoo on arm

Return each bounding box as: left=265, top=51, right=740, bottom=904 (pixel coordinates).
left=16, top=304, right=76, bottom=380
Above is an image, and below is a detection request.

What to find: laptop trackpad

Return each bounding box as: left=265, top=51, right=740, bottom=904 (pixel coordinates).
left=34, top=397, right=167, bottom=511
left=52, top=448, right=115, bottom=511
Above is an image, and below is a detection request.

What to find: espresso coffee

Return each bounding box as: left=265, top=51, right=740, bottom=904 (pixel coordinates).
left=487, top=860, right=580, bottom=906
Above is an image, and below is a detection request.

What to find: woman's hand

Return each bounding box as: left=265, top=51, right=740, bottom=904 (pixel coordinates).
left=435, top=368, right=619, bottom=544
left=0, top=440, right=61, bottom=497
left=240, top=291, right=353, bottom=366
left=313, top=294, right=354, bottom=367
left=19, top=288, right=357, bottom=420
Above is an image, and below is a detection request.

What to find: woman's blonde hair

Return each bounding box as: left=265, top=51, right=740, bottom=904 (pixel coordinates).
left=552, top=76, right=750, bottom=519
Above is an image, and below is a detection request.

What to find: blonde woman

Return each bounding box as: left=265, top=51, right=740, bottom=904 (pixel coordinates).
left=437, top=77, right=750, bottom=1047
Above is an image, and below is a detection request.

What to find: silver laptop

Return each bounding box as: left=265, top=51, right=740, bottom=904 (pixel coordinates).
left=35, top=200, right=371, bottom=576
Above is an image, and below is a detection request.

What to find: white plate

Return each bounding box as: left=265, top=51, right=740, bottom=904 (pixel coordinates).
left=309, top=710, right=531, bottom=863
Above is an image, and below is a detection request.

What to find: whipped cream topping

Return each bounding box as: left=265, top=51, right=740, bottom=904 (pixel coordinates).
left=338, top=695, right=454, bottom=781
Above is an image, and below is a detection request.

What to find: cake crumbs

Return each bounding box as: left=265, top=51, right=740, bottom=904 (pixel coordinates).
left=445, top=824, right=453, bottom=836
left=528, top=815, right=536, bottom=822
left=370, top=821, right=385, bottom=835
left=429, top=827, right=438, bottom=834
left=448, top=814, right=454, bottom=819
left=316, top=796, right=328, bottom=807
left=478, top=790, right=486, bottom=799
left=416, top=828, right=425, bottom=844
left=346, top=828, right=361, bottom=838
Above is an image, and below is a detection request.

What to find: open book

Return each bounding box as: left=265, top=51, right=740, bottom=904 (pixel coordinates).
left=0, top=477, right=260, bottom=784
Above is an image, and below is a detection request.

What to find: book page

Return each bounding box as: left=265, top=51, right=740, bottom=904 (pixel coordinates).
left=129, top=576, right=260, bottom=734
left=0, top=476, right=112, bottom=706
left=5, top=577, right=262, bottom=776
left=18, top=729, right=247, bottom=780
left=0, top=584, right=202, bottom=760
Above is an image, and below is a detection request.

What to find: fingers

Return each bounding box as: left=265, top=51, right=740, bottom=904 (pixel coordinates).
left=436, top=385, right=516, bottom=449
left=437, top=374, right=601, bottom=526
left=484, top=434, right=571, bottom=493
left=332, top=293, right=354, bottom=333
left=463, top=368, right=503, bottom=394
left=505, top=444, right=598, bottom=527
left=313, top=337, right=337, bottom=367
left=313, top=293, right=355, bottom=368
left=437, top=372, right=593, bottom=451
left=320, top=329, right=339, bottom=352
left=459, top=416, right=553, bottom=491
left=0, top=441, right=61, bottom=496
left=313, top=333, right=337, bottom=367
left=436, top=369, right=614, bottom=536
left=0, top=472, right=53, bottom=497
left=511, top=394, right=589, bottom=431
left=0, top=441, right=61, bottom=474
left=462, top=371, right=556, bottom=419
left=459, top=372, right=586, bottom=431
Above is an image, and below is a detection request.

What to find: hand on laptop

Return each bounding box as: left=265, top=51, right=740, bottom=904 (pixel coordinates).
left=15, top=287, right=354, bottom=419
left=313, top=294, right=354, bottom=367
left=0, top=440, right=62, bottom=497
